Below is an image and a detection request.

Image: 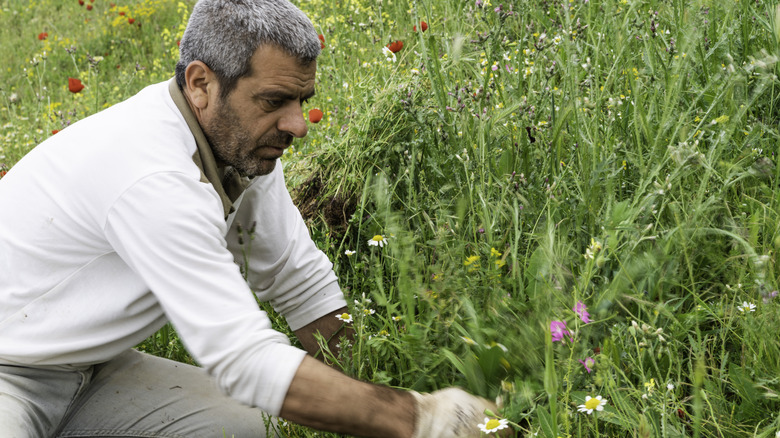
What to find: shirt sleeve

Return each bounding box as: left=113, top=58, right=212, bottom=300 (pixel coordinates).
left=103, top=171, right=306, bottom=415
left=225, top=162, right=347, bottom=331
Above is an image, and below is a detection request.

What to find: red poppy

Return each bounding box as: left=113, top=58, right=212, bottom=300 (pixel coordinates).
left=68, top=77, right=85, bottom=93
left=308, top=108, right=324, bottom=123
left=118, top=11, right=125, bottom=16
left=38, top=32, right=48, bottom=40
left=78, top=0, right=84, bottom=5
left=0, top=171, right=6, bottom=178
left=386, top=40, right=403, bottom=53
left=318, top=34, right=325, bottom=49
left=52, top=130, right=59, bottom=135
left=414, top=21, right=428, bottom=32
left=128, top=18, right=135, bottom=24
left=86, top=4, right=93, bottom=10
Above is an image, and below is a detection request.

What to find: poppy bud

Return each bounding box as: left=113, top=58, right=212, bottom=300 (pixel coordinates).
left=386, top=40, right=403, bottom=53
left=414, top=21, right=429, bottom=32
left=68, top=78, right=85, bottom=93
left=308, top=108, right=324, bottom=123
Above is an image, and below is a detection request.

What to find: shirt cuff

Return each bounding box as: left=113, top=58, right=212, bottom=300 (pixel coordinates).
left=283, top=281, right=348, bottom=331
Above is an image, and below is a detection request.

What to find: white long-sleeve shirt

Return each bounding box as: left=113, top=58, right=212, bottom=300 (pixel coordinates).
left=0, top=79, right=346, bottom=415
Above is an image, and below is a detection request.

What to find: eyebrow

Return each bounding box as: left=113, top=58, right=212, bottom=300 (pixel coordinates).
left=254, top=89, right=316, bottom=102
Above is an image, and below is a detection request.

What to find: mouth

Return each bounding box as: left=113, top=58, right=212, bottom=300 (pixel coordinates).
left=261, top=146, right=286, bottom=159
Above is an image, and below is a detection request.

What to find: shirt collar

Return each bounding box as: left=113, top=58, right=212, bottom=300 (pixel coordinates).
left=168, top=79, right=248, bottom=219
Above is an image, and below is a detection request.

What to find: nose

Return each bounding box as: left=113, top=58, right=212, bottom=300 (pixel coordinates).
left=277, top=101, right=308, bottom=139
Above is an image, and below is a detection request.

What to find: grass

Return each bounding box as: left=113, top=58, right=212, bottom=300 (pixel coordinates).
left=1, top=0, right=779, bottom=436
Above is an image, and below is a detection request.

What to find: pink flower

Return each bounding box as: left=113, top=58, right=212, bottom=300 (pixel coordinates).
left=574, top=300, right=591, bottom=323
left=550, top=320, right=572, bottom=343
left=578, top=357, right=595, bottom=373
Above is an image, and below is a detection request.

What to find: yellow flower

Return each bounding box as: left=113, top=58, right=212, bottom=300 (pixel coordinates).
left=464, top=255, right=481, bottom=266
left=490, top=247, right=502, bottom=257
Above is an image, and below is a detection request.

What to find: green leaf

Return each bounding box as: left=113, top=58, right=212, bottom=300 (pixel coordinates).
left=537, top=405, right=555, bottom=438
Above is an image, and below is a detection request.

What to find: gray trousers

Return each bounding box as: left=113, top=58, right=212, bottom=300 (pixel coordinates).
left=0, top=349, right=275, bottom=437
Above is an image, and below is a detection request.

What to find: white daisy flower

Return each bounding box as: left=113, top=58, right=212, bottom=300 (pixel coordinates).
left=577, top=395, right=607, bottom=415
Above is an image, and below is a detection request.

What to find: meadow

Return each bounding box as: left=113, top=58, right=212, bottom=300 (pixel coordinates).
left=1, top=0, right=779, bottom=436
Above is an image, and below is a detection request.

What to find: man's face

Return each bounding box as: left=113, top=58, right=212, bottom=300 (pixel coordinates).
left=201, top=45, right=316, bottom=177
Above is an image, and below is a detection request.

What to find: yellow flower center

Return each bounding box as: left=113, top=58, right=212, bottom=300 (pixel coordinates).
left=584, top=397, right=601, bottom=410
left=340, top=313, right=350, bottom=319
left=485, top=419, right=500, bottom=430
left=371, top=235, right=384, bottom=241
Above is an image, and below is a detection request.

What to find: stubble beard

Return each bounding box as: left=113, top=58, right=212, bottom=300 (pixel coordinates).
left=202, top=99, right=292, bottom=177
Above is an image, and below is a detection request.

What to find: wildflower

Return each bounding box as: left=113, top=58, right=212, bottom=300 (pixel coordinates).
left=335, top=313, right=353, bottom=323
left=490, top=247, right=502, bottom=257
left=578, top=357, right=595, bottom=373
left=644, top=378, right=656, bottom=394
left=78, top=0, right=84, bottom=5
left=318, top=34, right=325, bottom=49
left=477, top=417, right=509, bottom=434
left=573, top=301, right=591, bottom=323
left=308, top=108, right=323, bottom=123
left=577, top=395, right=607, bottom=414
left=711, top=115, right=729, bottom=125
left=737, top=301, right=756, bottom=312
left=128, top=18, right=135, bottom=24
left=344, top=249, right=355, bottom=256
left=667, top=383, right=674, bottom=391
left=368, top=235, right=388, bottom=247
left=464, top=255, right=481, bottom=266
left=38, top=32, right=48, bottom=41
left=51, top=130, right=59, bottom=135
left=413, top=21, right=428, bottom=32
left=386, top=40, right=404, bottom=53
left=86, top=4, right=92, bottom=10
left=362, top=308, right=375, bottom=315
left=381, top=46, right=397, bottom=63
left=68, top=78, right=85, bottom=93
left=461, top=336, right=477, bottom=345
left=391, top=316, right=402, bottom=322
left=550, top=320, right=572, bottom=343
left=584, top=238, right=602, bottom=260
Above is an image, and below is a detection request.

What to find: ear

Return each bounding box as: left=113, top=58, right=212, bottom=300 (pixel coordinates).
left=183, top=60, right=218, bottom=110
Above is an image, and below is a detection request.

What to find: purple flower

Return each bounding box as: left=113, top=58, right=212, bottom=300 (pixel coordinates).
left=550, top=320, right=571, bottom=343
left=573, top=301, right=591, bottom=323
left=578, top=357, right=595, bottom=373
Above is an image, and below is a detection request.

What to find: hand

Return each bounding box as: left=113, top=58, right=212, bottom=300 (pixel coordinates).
left=411, top=387, right=505, bottom=438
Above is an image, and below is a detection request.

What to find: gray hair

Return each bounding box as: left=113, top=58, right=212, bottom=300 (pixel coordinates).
left=174, top=0, right=320, bottom=99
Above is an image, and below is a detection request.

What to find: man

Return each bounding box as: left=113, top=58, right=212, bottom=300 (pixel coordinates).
left=0, top=1, right=500, bottom=437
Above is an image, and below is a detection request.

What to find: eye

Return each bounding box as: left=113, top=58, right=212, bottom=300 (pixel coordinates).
left=265, top=99, right=283, bottom=109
